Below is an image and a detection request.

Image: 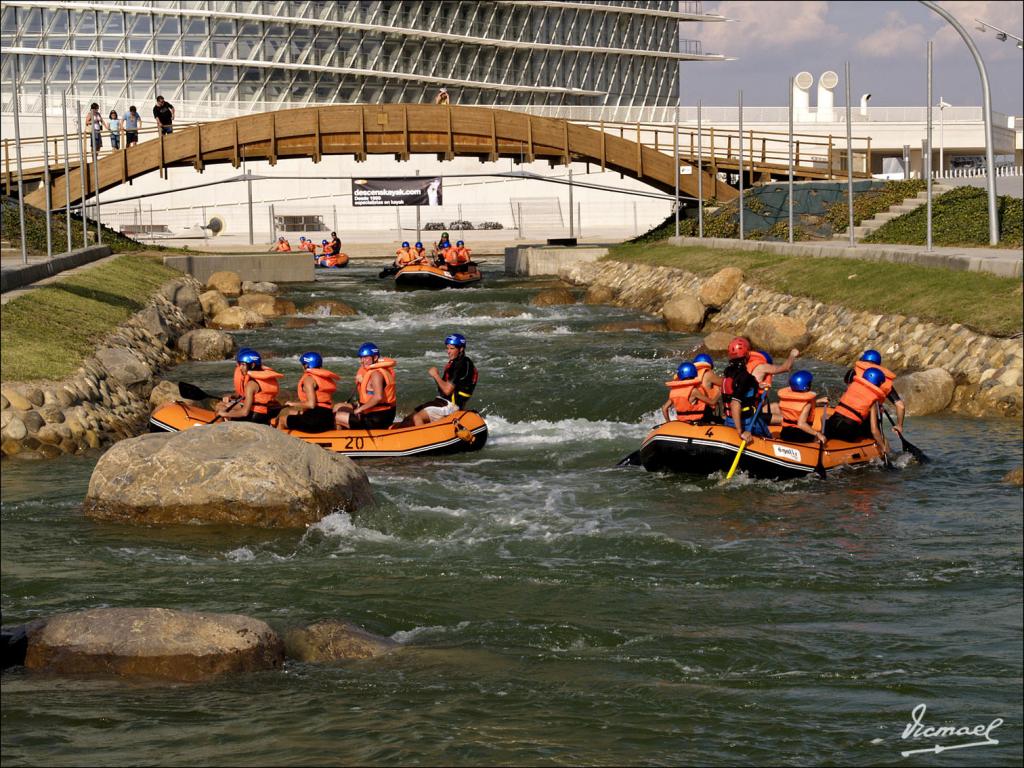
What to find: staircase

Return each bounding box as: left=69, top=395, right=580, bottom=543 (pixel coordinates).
left=833, top=183, right=955, bottom=241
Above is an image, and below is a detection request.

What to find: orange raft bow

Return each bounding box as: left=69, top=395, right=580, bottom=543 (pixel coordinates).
left=392, top=263, right=482, bottom=290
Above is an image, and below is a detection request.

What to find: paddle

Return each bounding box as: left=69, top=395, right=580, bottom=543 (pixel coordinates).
left=616, top=450, right=642, bottom=467
left=813, top=401, right=828, bottom=480
left=178, top=381, right=220, bottom=401
left=718, top=391, right=769, bottom=486
left=378, top=265, right=400, bottom=279
left=882, top=406, right=931, bottom=464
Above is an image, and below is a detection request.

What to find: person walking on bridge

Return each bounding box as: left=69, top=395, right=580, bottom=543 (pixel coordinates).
left=85, top=103, right=107, bottom=152
left=152, top=95, right=175, bottom=135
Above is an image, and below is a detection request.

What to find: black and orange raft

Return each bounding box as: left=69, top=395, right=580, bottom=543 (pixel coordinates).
left=150, top=402, right=487, bottom=458
left=393, top=263, right=483, bottom=290
left=638, top=421, right=883, bottom=480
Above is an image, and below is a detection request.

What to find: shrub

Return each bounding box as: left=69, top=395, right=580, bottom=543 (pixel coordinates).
left=448, top=220, right=475, bottom=230
left=825, top=179, right=927, bottom=233
left=423, top=221, right=447, bottom=231
left=476, top=221, right=504, bottom=230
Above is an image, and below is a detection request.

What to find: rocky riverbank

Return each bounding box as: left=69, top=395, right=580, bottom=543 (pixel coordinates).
left=563, top=260, right=1023, bottom=418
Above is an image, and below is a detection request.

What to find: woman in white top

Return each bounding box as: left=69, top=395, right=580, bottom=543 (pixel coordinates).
left=108, top=110, right=122, bottom=150
left=85, top=103, right=107, bottom=152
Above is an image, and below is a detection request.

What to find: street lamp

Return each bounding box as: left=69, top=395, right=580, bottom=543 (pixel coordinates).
left=938, top=98, right=951, bottom=176
left=974, top=18, right=1024, bottom=48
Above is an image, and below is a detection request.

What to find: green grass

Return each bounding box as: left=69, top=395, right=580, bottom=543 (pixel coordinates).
left=607, top=243, right=1023, bottom=337
left=1, top=254, right=182, bottom=382
left=864, top=186, right=1023, bottom=248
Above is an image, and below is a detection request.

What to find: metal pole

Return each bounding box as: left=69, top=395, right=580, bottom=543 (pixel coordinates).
left=568, top=167, right=574, bottom=239
left=633, top=200, right=638, bottom=236
left=246, top=173, right=254, bottom=245
left=919, top=1, right=998, bottom=245
left=458, top=202, right=464, bottom=242
left=738, top=89, right=744, bottom=241
left=939, top=99, right=944, bottom=177
left=697, top=100, right=703, bottom=239
left=926, top=41, right=933, bottom=252
left=332, top=204, right=338, bottom=234
left=577, top=201, right=582, bottom=238
left=90, top=113, right=102, bottom=245
left=517, top=202, right=522, bottom=239
left=903, top=144, right=911, bottom=181
left=415, top=169, right=421, bottom=244
left=270, top=203, right=276, bottom=242
left=788, top=77, right=794, bottom=244
left=845, top=62, right=855, bottom=246
left=12, top=65, right=28, bottom=264
left=62, top=90, right=72, bottom=253
left=41, top=59, right=53, bottom=259
left=77, top=100, right=88, bottom=247
left=673, top=105, right=680, bottom=239
left=202, top=205, right=208, bottom=243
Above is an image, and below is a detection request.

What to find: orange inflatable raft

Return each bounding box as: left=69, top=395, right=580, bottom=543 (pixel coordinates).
left=638, top=421, right=883, bottom=479
left=393, top=263, right=483, bottom=290
left=149, top=402, right=487, bottom=458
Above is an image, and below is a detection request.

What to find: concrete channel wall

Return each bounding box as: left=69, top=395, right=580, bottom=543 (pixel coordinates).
left=163, top=252, right=313, bottom=283
left=505, top=246, right=609, bottom=276
left=0, top=245, right=112, bottom=294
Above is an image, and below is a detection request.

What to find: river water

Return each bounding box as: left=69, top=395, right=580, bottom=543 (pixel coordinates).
left=2, top=262, right=1022, bottom=766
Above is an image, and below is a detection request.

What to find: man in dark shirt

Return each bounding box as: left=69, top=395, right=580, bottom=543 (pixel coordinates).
left=721, top=337, right=771, bottom=442
left=153, top=95, right=175, bottom=134
left=395, top=333, right=478, bottom=428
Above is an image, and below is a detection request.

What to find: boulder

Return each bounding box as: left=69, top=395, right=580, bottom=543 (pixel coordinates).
left=703, top=331, right=733, bottom=352
left=1, top=385, right=33, bottom=412
left=149, top=380, right=203, bottom=409
left=94, top=347, right=152, bottom=388
left=137, top=306, right=172, bottom=345
left=206, top=271, right=242, bottom=298
left=699, top=267, right=744, bottom=309
left=1003, top=467, right=1023, bottom=486
left=159, top=280, right=204, bottom=325
left=595, top=321, right=666, bottom=333
left=199, top=289, right=230, bottom=319
left=283, top=620, right=398, bottom=663
left=285, top=317, right=317, bottom=329
left=531, top=287, right=577, bottom=307
left=661, top=293, right=705, bottom=332
left=176, top=329, right=235, bottom=361
left=302, top=300, right=358, bottom=317
left=274, top=298, right=297, bottom=316
left=242, top=281, right=279, bottom=295
left=209, top=307, right=269, bottom=330
left=895, top=368, right=955, bottom=416
left=584, top=284, right=617, bottom=305
left=24, top=607, right=283, bottom=682
left=84, top=422, right=374, bottom=528
left=746, top=314, right=810, bottom=352
left=2, top=414, right=27, bottom=442
left=237, top=293, right=281, bottom=318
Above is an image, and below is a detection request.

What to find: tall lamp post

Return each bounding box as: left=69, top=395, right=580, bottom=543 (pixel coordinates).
left=937, top=98, right=951, bottom=177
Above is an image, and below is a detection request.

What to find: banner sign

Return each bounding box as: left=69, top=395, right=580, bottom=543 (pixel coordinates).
left=351, top=177, right=443, bottom=206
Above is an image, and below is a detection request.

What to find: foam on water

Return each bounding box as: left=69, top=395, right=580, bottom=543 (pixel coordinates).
left=300, top=511, right=397, bottom=544
left=485, top=413, right=652, bottom=447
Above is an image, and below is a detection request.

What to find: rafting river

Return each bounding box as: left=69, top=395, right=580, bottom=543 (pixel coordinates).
left=2, top=262, right=1022, bottom=766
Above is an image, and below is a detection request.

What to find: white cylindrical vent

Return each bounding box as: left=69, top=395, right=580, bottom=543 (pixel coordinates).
left=817, top=70, right=839, bottom=122
left=859, top=93, right=871, bottom=117
left=793, top=71, right=813, bottom=122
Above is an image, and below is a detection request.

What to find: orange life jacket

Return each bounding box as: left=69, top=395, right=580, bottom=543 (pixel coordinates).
left=666, top=379, right=705, bottom=423
left=395, top=248, right=419, bottom=267
left=302, top=241, right=317, bottom=253
left=233, top=364, right=246, bottom=397
left=415, top=247, right=426, bottom=260
left=243, top=367, right=284, bottom=415
left=746, top=351, right=773, bottom=390
left=694, top=361, right=720, bottom=402
left=835, top=375, right=886, bottom=424
left=777, top=387, right=817, bottom=428
left=443, top=247, right=460, bottom=266
left=275, top=241, right=291, bottom=252
left=321, top=242, right=335, bottom=256
left=853, top=360, right=896, bottom=397
left=298, top=367, right=340, bottom=409
left=355, top=358, right=397, bottom=413
left=320, top=254, right=340, bottom=268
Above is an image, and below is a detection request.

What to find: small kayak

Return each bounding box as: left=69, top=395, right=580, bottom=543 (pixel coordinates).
left=638, top=421, right=882, bottom=479
left=149, top=402, right=487, bottom=458
left=394, top=263, right=483, bottom=290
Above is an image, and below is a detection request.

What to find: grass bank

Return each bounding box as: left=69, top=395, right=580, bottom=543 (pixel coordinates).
left=1, top=253, right=181, bottom=382
left=2, top=195, right=158, bottom=255
left=606, top=243, right=1023, bottom=337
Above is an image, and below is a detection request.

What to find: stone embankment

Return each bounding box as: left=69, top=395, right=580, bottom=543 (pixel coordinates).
left=563, top=260, right=1022, bottom=418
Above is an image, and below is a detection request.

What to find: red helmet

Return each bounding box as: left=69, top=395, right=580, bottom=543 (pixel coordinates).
left=728, top=337, right=751, bottom=360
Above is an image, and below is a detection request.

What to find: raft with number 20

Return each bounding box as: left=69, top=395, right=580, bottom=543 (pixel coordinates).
left=149, top=402, right=487, bottom=458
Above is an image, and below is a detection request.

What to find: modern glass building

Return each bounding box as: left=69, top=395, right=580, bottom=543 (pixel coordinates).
left=1, top=0, right=728, bottom=121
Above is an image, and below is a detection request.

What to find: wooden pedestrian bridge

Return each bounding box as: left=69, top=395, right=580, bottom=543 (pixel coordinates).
left=5, top=103, right=873, bottom=210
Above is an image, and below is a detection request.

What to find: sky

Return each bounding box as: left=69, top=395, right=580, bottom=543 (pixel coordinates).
left=684, top=1, right=1024, bottom=116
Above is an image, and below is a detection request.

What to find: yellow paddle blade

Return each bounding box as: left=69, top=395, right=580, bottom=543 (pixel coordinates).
left=721, top=439, right=748, bottom=483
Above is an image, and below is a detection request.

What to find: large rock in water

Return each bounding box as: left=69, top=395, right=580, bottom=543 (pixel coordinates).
left=209, top=306, right=269, bottom=330
left=661, top=293, right=705, bottom=332
left=237, top=292, right=281, bottom=317
left=84, top=422, right=374, bottom=528
left=584, top=284, right=617, bottom=305
left=895, top=368, right=955, bottom=416
left=24, top=607, right=284, bottom=682
left=176, top=329, right=235, bottom=361
left=206, top=271, right=242, bottom=298
left=699, top=267, right=744, bottom=309
left=199, top=289, right=230, bottom=320
left=531, top=287, right=576, bottom=307
left=159, top=280, right=204, bottom=325
left=302, top=299, right=358, bottom=317
left=746, top=314, right=810, bottom=352
left=283, top=620, right=398, bottom=662
left=242, top=280, right=279, bottom=295
left=703, top=331, right=733, bottom=352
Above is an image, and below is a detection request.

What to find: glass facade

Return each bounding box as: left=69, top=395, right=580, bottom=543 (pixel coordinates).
left=1, top=1, right=726, bottom=119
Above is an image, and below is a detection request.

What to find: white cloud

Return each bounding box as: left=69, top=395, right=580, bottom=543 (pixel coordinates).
left=698, top=1, right=843, bottom=55
left=856, top=9, right=928, bottom=58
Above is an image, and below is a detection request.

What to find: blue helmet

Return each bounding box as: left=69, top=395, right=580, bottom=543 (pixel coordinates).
left=415, top=242, right=423, bottom=248
left=445, top=333, right=467, bottom=348
left=694, top=353, right=714, bottom=368
left=861, top=349, right=882, bottom=364
left=863, top=367, right=886, bottom=387
left=237, top=349, right=261, bottom=367
left=235, top=347, right=255, bottom=363
left=790, top=370, right=813, bottom=392
left=677, top=362, right=698, bottom=381
left=300, top=351, right=322, bottom=369
left=456, top=240, right=464, bottom=246
left=357, top=342, right=379, bottom=358
left=759, top=350, right=773, bottom=364
left=402, top=241, right=410, bottom=248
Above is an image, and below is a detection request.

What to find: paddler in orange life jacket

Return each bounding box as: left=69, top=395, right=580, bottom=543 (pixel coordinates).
left=433, top=232, right=452, bottom=265
left=333, top=342, right=398, bottom=429
left=394, top=241, right=422, bottom=269
left=414, top=241, right=427, bottom=261
left=844, top=349, right=906, bottom=438
left=777, top=370, right=828, bottom=444
left=692, top=353, right=723, bottom=422
left=745, top=347, right=799, bottom=424
left=275, top=351, right=340, bottom=434
left=395, top=333, right=478, bottom=428
left=661, top=362, right=719, bottom=424
left=720, top=337, right=772, bottom=441
left=444, top=240, right=471, bottom=273
left=215, top=349, right=284, bottom=425
left=826, top=366, right=890, bottom=453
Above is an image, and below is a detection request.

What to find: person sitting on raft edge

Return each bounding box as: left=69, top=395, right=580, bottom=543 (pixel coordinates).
left=661, top=361, right=719, bottom=424
left=777, top=370, right=828, bottom=444
left=275, top=352, right=341, bottom=434
left=826, top=366, right=890, bottom=455
left=745, top=346, right=799, bottom=425
left=215, top=349, right=284, bottom=425
left=845, top=349, right=906, bottom=438
left=721, top=337, right=772, bottom=442
left=394, top=241, right=423, bottom=269
left=394, top=333, right=478, bottom=428
left=333, top=342, right=397, bottom=429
